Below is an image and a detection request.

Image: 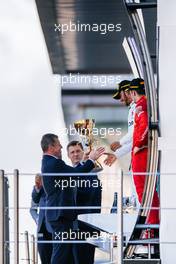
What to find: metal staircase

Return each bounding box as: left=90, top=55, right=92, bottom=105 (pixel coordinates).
left=122, top=1, right=160, bottom=262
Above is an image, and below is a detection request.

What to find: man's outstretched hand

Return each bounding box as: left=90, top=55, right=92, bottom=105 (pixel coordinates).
left=110, top=141, right=121, bottom=152
left=104, top=153, right=117, bottom=166
left=133, top=146, right=140, bottom=154
left=89, top=147, right=105, bottom=161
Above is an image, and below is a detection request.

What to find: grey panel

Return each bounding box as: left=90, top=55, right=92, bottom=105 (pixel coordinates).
left=123, top=260, right=161, bottom=264
left=35, top=0, right=156, bottom=74
left=35, top=0, right=65, bottom=73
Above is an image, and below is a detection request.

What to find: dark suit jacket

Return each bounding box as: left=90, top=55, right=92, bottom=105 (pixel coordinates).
left=32, top=186, right=52, bottom=233
left=76, top=163, right=102, bottom=215
left=41, top=155, right=95, bottom=222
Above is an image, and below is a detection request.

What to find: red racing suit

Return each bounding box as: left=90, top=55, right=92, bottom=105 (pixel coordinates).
left=132, top=96, right=159, bottom=225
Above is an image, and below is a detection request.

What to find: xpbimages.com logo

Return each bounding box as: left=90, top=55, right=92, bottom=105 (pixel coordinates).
left=59, top=73, right=121, bottom=87
left=54, top=230, right=116, bottom=242
left=58, top=125, right=122, bottom=139
left=54, top=178, right=120, bottom=190
left=54, top=21, right=122, bottom=35
left=54, top=177, right=102, bottom=190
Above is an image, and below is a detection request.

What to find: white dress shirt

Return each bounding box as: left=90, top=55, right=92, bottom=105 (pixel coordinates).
left=115, top=101, right=136, bottom=158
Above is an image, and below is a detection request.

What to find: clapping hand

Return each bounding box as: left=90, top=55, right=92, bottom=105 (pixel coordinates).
left=104, top=153, right=117, bottom=166
left=35, top=175, right=42, bottom=189
left=82, top=149, right=91, bottom=161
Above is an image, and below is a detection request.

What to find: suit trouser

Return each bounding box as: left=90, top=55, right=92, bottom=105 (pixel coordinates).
left=49, top=218, right=79, bottom=264
left=38, top=222, right=52, bottom=264
left=132, top=148, right=160, bottom=225
left=77, top=220, right=97, bottom=264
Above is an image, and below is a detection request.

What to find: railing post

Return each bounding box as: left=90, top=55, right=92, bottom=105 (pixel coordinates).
left=31, top=235, right=35, bottom=263
left=24, top=231, right=30, bottom=264
left=14, top=169, right=19, bottom=264
left=109, top=234, right=114, bottom=262
left=35, top=235, right=38, bottom=264
left=117, top=170, right=123, bottom=264
left=0, top=170, right=5, bottom=264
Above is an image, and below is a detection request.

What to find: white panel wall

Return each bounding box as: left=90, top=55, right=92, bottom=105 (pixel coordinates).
left=158, top=1, right=176, bottom=263
left=0, top=1, right=68, bottom=262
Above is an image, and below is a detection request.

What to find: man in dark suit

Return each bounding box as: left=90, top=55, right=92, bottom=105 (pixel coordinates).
left=30, top=174, right=52, bottom=264
left=40, top=133, right=105, bottom=264
left=67, top=140, right=102, bottom=264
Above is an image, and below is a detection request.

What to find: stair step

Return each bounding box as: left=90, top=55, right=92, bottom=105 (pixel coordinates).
left=135, top=224, right=159, bottom=229
left=128, top=239, right=159, bottom=245
left=125, top=2, right=157, bottom=10
left=123, top=260, right=161, bottom=264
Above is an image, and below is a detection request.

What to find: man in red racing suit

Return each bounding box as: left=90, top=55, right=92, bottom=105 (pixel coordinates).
left=130, top=78, right=159, bottom=229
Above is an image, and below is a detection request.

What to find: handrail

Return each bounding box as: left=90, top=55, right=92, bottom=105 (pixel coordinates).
left=126, top=2, right=157, bottom=10
left=123, top=0, right=159, bottom=258
left=31, top=234, right=38, bottom=264
left=117, top=170, right=123, bottom=264
left=1, top=169, right=122, bottom=263
left=24, top=231, right=30, bottom=264
left=0, top=170, right=10, bottom=263
left=123, top=37, right=144, bottom=77
left=0, top=170, right=5, bottom=264
left=1, top=169, right=176, bottom=263
left=14, top=169, right=19, bottom=264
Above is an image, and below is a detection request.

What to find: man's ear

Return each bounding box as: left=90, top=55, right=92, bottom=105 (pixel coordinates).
left=48, top=144, right=53, bottom=152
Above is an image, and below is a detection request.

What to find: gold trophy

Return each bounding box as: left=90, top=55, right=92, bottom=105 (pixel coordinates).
left=74, top=119, right=102, bottom=171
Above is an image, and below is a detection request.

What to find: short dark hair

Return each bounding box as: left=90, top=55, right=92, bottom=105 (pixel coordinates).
left=67, top=140, right=83, bottom=152
left=135, top=88, right=146, bottom=95
left=130, top=78, right=145, bottom=95
left=41, top=133, right=58, bottom=152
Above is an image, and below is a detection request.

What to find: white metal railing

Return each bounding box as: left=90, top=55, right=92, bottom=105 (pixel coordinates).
left=3, top=170, right=176, bottom=263
left=0, top=170, right=5, bottom=264
left=24, top=231, right=30, bottom=264
left=14, top=169, right=19, bottom=264
left=117, top=171, right=123, bottom=264
left=30, top=234, right=37, bottom=264
left=0, top=169, right=123, bottom=264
